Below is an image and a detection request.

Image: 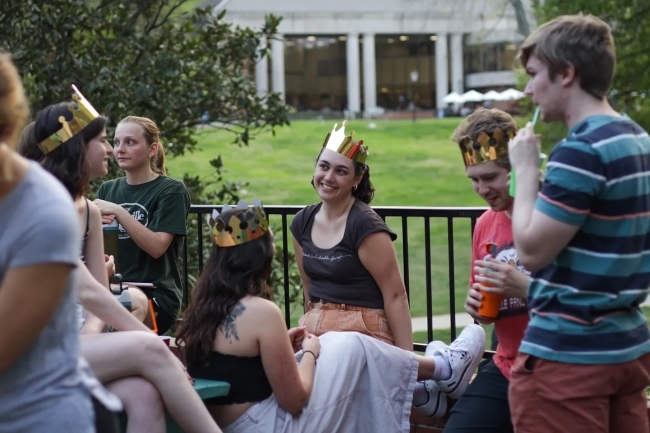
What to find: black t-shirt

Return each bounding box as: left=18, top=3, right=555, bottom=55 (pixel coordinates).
left=290, top=199, right=397, bottom=309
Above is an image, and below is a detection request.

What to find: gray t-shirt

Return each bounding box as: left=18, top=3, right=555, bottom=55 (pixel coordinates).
left=290, top=199, right=397, bottom=309
left=0, top=162, right=93, bottom=432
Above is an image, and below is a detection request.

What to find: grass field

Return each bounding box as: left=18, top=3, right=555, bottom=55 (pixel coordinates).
left=166, top=118, right=486, bottom=321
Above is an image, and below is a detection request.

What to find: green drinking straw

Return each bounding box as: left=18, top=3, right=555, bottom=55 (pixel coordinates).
left=532, top=106, right=540, bottom=126
left=509, top=107, right=542, bottom=197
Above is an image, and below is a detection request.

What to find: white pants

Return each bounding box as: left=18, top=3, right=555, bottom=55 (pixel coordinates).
left=222, top=332, right=419, bottom=433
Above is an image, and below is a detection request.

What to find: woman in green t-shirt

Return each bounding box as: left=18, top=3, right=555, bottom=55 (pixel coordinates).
left=95, top=116, right=191, bottom=336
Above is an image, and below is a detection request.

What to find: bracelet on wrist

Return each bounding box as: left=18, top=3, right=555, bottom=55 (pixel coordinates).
left=302, top=350, right=317, bottom=362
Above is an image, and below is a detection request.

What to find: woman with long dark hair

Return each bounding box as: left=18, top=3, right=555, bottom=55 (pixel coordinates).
left=177, top=201, right=485, bottom=431
left=18, top=101, right=150, bottom=330
left=18, top=89, right=222, bottom=433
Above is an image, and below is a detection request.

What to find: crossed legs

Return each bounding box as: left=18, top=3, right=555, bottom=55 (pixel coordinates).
left=81, top=332, right=222, bottom=433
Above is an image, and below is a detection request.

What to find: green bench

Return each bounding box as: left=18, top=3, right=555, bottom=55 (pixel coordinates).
left=119, top=378, right=230, bottom=433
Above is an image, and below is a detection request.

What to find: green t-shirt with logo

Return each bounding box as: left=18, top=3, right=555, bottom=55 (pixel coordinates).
left=96, top=175, right=190, bottom=318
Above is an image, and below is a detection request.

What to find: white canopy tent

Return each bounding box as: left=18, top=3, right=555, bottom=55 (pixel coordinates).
left=459, top=90, right=485, bottom=103
left=442, top=91, right=464, bottom=104
left=483, top=90, right=501, bottom=100
left=497, top=88, right=526, bottom=101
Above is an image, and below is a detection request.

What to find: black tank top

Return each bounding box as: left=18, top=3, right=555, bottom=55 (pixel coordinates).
left=187, top=351, right=273, bottom=405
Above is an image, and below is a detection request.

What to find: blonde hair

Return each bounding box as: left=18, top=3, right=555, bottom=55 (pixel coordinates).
left=118, top=116, right=166, bottom=175
left=0, top=53, right=30, bottom=181
left=518, top=14, right=615, bottom=100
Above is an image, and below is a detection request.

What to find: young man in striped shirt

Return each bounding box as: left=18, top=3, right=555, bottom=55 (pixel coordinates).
left=508, top=14, right=650, bottom=433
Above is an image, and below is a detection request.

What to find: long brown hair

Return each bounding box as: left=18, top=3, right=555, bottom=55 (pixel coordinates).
left=0, top=53, right=29, bottom=181
left=118, top=116, right=166, bottom=175
left=176, top=209, right=275, bottom=367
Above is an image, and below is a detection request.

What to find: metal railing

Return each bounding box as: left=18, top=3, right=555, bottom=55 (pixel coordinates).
left=182, top=205, right=487, bottom=352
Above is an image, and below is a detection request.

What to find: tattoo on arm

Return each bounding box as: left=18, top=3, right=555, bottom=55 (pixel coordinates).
left=221, top=302, right=246, bottom=343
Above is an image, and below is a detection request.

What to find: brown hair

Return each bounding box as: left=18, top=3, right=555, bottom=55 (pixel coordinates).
left=18, top=101, right=105, bottom=198
left=118, top=116, right=166, bottom=175
left=452, top=108, right=519, bottom=171
left=0, top=53, right=29, bottom=180
left=518, top=14, right=615, bottom=100
left=176, top=215, right=275, bottom=367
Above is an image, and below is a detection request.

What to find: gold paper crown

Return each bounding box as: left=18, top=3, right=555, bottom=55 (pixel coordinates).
left=37, top=84, right=100, bottom=155
left=458, top=128, right=515, bottom=166
left=207, top=198, right=270, bottom=248
left=322, top=121, right=369, bottom=164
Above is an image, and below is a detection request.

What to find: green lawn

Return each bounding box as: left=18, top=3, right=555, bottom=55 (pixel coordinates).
left=167, top=119, right=487, bottom=319
left=163, top=109, right=650, bottom=341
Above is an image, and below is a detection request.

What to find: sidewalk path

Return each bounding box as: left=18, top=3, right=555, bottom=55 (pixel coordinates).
left=411, top=313, right=475, bottom=332
left=415, top=298, right=650, bottom=332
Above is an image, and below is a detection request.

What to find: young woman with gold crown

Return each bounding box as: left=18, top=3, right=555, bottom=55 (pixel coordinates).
left=290, top=121, right=411, bottom=349
left=290, top=122, right=486, bottom=417
left=18, top=88, right=150, bottom=330
left=0, top=53, right=114, bottom=432
left=177, top=199, right=484, bottom=431
left=17, top=86, right=222, bottom=433
left=94, top=116, right=190, bottom=336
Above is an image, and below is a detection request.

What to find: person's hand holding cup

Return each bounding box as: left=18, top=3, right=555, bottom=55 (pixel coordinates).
left=474, top=242, right=504, bottom=319
left=464, top=286, right=496, bottom=325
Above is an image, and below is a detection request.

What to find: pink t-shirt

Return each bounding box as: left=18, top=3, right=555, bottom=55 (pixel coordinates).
left=470, top=209, right=530, bottom=379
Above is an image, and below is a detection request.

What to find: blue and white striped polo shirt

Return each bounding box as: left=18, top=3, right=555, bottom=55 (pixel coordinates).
left=520, top=115, right=650, bottom=364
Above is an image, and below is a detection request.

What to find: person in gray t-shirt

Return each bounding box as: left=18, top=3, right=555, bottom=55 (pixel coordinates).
left=0, top=159, right=94, bottom=432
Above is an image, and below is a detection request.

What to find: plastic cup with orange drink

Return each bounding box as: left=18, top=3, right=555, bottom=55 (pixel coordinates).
left=477, top=241, right=504, bottom=318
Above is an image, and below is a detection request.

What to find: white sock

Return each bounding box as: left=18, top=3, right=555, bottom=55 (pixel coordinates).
left=432, top=352, right=452, bottom=381
left=413, top=382, right=429, bottom=406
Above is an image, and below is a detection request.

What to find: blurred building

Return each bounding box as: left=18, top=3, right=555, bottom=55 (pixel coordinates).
left=208, top=0, right=534, bottom=115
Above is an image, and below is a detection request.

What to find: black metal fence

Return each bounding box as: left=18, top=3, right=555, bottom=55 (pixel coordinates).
left=182, top=205, right=487, bottom=352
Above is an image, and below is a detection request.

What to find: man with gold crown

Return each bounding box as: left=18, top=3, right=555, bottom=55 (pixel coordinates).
left=417, top=108, right=533, bottom=433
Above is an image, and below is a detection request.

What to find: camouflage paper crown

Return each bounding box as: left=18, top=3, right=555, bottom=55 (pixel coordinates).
left=458, top=128, right=515, bottom=166
left=38, top=85, right=101, bottom=155
left=207, top=198, right=270, bottom=247
left=322, top=120, right=369, bottom=164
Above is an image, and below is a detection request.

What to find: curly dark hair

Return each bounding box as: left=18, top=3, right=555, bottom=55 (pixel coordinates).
left=312, top=148, right=375, bottom=204
left=176, top=208, right=275, bottom=367
left=18, top=102, right=108, bottom=198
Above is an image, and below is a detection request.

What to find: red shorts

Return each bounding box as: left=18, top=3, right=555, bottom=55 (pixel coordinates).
left=509, top=351, right=650, bottom=433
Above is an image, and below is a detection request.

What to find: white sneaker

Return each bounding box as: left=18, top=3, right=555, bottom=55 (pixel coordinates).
left=425, top=340, right=446, bottom=357
left=414, top=379, right=448, bottom=418
left=433, top=324, right=486, bottom=400
left=414, top=340, right=448, bottom=417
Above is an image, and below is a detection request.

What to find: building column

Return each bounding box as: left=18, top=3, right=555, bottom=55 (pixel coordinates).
left=450, top=33, right=464, bottom=96
left=435, top=33, right=449, bottom=110
left=255, top=35, right=268, bottom=98
left=346, top=33, right=361, bottom=116
left=271, top=34, right=285, bottom=101
left=362, top=33, right=376, bottom=116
